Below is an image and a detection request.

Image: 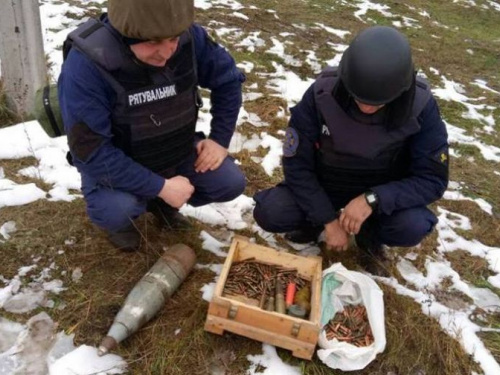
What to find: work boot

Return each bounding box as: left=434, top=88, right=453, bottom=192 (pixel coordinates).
left=147, top=198, right=192, bottom=230
left=357, top=246, right=390, bottom=277
left=284, top=226, right=323, bottom=244
left=355, top=227, right=390, bottom=277
left=108, top=224, right=140, bottom=252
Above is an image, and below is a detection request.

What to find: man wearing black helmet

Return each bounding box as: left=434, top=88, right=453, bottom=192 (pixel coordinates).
left=253, top=26, right=449, bottom=275
left=58, top=0, right=246, bottom=251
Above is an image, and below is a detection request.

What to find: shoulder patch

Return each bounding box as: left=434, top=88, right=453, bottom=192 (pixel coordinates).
left=434, top=146, right=449, bottom=165
left=283, top=127, right=299, bottom=157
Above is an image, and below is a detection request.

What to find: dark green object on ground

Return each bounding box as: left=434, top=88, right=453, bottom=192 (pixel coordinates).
left=34, top=83, right=64, bottom=137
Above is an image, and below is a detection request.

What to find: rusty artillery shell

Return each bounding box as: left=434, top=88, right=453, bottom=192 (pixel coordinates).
left=259, top=284, right=267, bottom=309
left=275, top=282, right=286, bottom=314
left=98, top=244, right=196, bottom=356
left=266, top=296, right=275, bottom=312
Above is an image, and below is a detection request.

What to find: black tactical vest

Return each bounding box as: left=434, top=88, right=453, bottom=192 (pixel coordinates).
left=314, top=67, right=431, bottom=202
left=66, top=18, right=200, bottom=175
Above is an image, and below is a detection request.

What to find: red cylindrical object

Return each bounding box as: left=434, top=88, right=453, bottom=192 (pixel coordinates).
left=285, top=282, right=296, bottom=307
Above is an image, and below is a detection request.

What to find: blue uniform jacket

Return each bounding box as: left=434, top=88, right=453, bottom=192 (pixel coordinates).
left=283, top=84, right=449, bottom=226
left=58, top=21, right=245, bottom=199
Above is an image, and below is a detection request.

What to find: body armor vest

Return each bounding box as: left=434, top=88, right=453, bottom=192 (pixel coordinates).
left=314, top=67, right=431, bottom=202
left=66, top=18, right=200, bottom=175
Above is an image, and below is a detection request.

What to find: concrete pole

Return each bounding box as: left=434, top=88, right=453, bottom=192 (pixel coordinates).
left=0, top=0, right=46, bottom=116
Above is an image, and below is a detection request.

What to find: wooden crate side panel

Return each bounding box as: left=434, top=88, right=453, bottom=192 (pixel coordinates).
left=208, top=298, right=319, bottom=345
left=234, top=241, right=321, bottom=279
left=206, top=315, right=315, bottom=360
left=233, top=304, right=319, bottom=345
left=207, top=297, right=230, bottom=317
left=309, top=262, right=323, bottom=324
left=213, top=239, right=240, bottom=298
left=204, top=317, right=224, bottom=335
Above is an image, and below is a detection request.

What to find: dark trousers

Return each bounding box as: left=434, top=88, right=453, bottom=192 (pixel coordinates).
left=81, top=147, right=246, bottom=232
left=253, top=184, right=437, bottom=247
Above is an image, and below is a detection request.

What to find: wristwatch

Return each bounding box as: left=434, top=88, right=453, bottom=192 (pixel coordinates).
left=364, top=190, right=379, bottom=209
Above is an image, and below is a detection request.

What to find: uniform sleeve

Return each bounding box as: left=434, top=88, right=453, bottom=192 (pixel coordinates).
left=282, top=85, right=337, bottom=226
left=191, top=24, right=245, bottom=148
left=371, top=96, right=449, bottom=215
left=58, top=49, right=165, bottom=198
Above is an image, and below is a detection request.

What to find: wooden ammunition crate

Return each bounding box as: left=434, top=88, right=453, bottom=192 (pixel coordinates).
left=204, top=236, right=322, bottom=360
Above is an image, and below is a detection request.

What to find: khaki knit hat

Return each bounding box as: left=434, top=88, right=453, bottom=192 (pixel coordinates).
left=108, top=0, right=194, bottom=40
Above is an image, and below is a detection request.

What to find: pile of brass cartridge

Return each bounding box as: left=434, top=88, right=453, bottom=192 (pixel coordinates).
left=223, top=258, right=311, bottom=318
left=324, top=305, right=374, bottom=347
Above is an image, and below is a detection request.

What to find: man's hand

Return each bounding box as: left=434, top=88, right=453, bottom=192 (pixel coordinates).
left=195, top=139, right=228, bottom=173
left=324, top=219, right=350, bottom=251
left=158, top=176, right=194, bottom=208
left=339, top=194, right=373, bottom=235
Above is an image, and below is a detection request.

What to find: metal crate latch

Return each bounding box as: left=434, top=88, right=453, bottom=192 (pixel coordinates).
left=228, top=305, right=238, bottom=319
left=291, top=322, right=301, bottom=337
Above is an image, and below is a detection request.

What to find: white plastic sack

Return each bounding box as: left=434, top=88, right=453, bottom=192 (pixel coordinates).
left=317, top=263, right=386, bottom=371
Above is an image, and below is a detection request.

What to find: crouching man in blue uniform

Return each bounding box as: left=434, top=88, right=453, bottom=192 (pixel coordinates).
left=253, top=26, right=449, bottom=275
left=58, top=0, right=246, bottom=251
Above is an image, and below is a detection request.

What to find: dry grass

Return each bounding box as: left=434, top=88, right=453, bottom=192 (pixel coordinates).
left=448, top=150, right=500, bottom=215
left=237, top=150, right=282, bottom=197
left=0, top=81, right=20, bottom=128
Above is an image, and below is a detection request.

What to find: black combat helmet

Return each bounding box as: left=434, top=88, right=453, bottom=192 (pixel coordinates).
left=339, top=26, right=414, bottom=105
